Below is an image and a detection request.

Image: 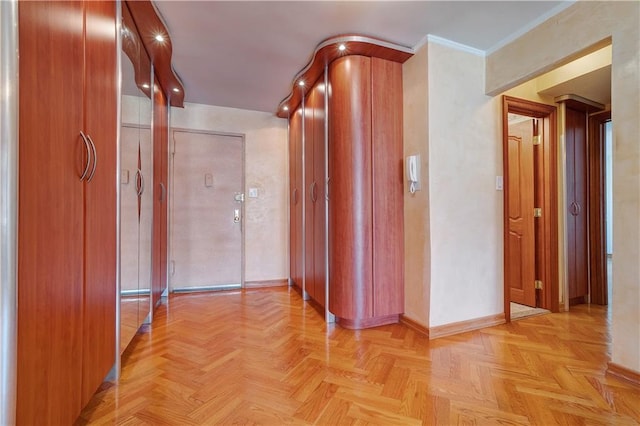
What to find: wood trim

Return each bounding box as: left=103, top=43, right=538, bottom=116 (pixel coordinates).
left=336, top=314, right=399, bottom=330
left=126, top=1, right=185, bottom=107
left=399, top=315, right=429, bottom=338
left=276, top=34, right=413, bottom=117
left=606, top=362, right=640, bottom=386
left=244, top=279, right=289, bottom=289
left=502, top=96, right=559, bottom=320
left=588, top=110, right=611, bottom=305
left=429, top=314, right=505, bottom=340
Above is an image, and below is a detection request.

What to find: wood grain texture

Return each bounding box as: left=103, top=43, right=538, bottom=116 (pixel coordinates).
left=565, top=106, right=589, bottom=302
left=588, top=111, right=611, bottom=305
left=312, top=78, right=327, bottom=309
left=502, top=96, right=558, bottom=317
left=304, top=86, right=315, bottom=299
left=81, top=0, right=118, bottom=407
left=152, top=78, right=169, bottom=309
left=290, top=108, right=304, bottom=290
left=507, top=119, right=536, bottom=307
left=371, top=57, right=404, bottom=318
left=79, top=288, right=640, bottom=425
left=277, top=34, right=413, bottom=117
left=428, top=314, right=505, bottom=339
left=17, top=2, right=85, bottom=424
left=125, top=0, right=184, bottom=106
left=244, top=279, right=288, bottom=289
left=328, top=56, right=373, bottom=322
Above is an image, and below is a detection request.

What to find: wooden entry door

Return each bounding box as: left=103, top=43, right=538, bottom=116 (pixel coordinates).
left=171, top=130, right=244, bottom=290
left=507, top=117, right=536, bottom=307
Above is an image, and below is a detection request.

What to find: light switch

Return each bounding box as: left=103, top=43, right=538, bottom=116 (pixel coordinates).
left=496, top=176, right=503, bottom=191
left=248, top=187, right=259, bottom=198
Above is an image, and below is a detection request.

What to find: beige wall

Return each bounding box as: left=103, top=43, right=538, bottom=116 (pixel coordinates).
left=402, top=44, right=431, bottom=326
left=486, top=1, right=640, bottom=373
left=170, top=102, right=289, bottom=283
left=402, top=41, right=503, bottom=328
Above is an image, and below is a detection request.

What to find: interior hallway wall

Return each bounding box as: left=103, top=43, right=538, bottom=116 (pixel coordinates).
left=486, top=1, right=640, bottom=373
left=402, top=40, right=503, bottom=329
left=170, top=103, right=289, bottom=283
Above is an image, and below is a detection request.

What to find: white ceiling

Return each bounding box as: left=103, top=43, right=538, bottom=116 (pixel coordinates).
left=153, top=1, right=574, bottom=114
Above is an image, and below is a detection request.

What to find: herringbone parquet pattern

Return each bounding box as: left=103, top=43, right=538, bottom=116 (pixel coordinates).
left=78, top=287, right=639, bottom=425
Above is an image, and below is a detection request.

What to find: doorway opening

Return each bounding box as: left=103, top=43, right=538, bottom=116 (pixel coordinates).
left=503, top=96, right=558, bottom=321
left=169, top=129, right=245, bottom=292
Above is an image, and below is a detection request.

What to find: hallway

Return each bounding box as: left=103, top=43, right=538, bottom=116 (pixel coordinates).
left=79, top=288, right=639, bottom=424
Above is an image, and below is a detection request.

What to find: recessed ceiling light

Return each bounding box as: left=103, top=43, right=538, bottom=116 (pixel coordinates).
left=283, top=106, right=289, bottom=111
left=338, top=44, right=346, bottom=51
left=155, top=34, right=165, bottom=42
left=298, top=81, right=305, bottom=87
left=172, top=87, right=180, bottom=93
left=142, top=83, right=150, bottom=89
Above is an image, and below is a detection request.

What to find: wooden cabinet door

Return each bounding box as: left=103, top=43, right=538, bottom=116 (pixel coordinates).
left=290, top=108, right=304, bottom=288
left=312, top=80, right=326, bottom=308
left=17, top=2, right=85, bottom=423
left=81, top=0, right=117, bottom=406
left=304, top=90, right=316, bottom=300
left=566, top=107, right=589, bottom=303
left=328, top=56, right=373, bottom=321
left=152, top=81, right=168, bottom=307
left=371, top=58, right=403, bottom=316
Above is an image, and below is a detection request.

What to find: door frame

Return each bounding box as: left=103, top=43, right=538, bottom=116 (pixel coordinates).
left=588, top=110, right=611, bottom=305
left=502, top=96, right=559, bottom=321
left=169, top=127, right=246, bottom=291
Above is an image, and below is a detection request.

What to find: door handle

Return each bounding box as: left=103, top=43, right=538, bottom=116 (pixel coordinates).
left=234, top=209, right=240, bottom=223
left=159, top=182, right=166, bottom=202
left=86, top=134, right=98, bottom=182
left=79, top=131, right=91, bottom=181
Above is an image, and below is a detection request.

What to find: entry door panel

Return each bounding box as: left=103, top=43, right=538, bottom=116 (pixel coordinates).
left=172, top=131, right=243, bottom=289
left=507, top=118, right=536, bottom=307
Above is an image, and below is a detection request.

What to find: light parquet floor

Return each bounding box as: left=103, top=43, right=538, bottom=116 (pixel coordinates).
left=78, top=287, right=639, bottom=425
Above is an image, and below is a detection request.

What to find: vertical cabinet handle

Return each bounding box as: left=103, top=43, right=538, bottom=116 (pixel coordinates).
left=86, top=135, right=98, bottom=182
left=135, top=169, right=143, bottom=197
left=139, top=169, right=145, bottom=196
left=293, top=188, right=298, bottom=205
left=159, top=182, right=166, bottom=202
left=310, top=181, right=318, bottom=202
left=79, top=131, right=91, bottom=181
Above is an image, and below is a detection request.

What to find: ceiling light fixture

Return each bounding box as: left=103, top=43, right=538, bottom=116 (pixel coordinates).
left=338, top=44, right=346, bottom=51
left=283, top=106, right=289, bottom=111
left=142, top=83, right=150, bottom=89
left=298, top=80, right=305, bottom=87
left=155, top=34, right=165, bottom=42
left=172, top=87, right=180, bottom=93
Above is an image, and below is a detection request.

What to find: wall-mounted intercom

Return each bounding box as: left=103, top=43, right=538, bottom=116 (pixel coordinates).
left=406, top=154, right=421, bottom=194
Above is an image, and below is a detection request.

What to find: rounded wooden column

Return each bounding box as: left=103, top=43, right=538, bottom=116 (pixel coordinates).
left=328, top=56, right=373, bottom=324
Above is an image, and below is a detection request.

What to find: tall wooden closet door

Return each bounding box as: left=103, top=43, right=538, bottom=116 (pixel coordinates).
left=82, top=0, right=117, bottom=405
left=290, top=108, right=303, bottom=288
left=566, top=106, right=589, bottom=303
left=304, top=91, right=315, bottom=299
left=312, top=80, right=326, bottom=308
left=328, top=56, right=373, bottom=321
left=17, top=2, right=85, bottom=424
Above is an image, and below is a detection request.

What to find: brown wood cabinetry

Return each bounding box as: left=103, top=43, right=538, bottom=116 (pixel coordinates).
left=17, top=1, right=117, bottom=423
left=289, top=108, right=304, bottom=289
left=287, top=48, right=405, bottom=329
left=152, top=78, right=169, bottom=308
left=328, top=56, right=404, bottom=328
left=304, top=79, right=327, bottom=308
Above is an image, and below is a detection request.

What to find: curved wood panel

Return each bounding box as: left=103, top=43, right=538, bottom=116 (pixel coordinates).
left=328, top=56, right=373, bottom=321
left=277, top=35, right=413, bottom=118
left=126, top=1, right=185, bottom=107
left=371, top=58, right=404, bottom=317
